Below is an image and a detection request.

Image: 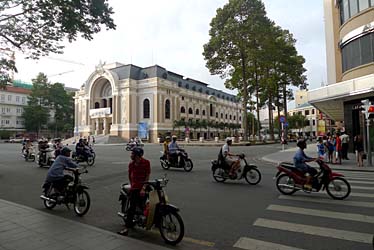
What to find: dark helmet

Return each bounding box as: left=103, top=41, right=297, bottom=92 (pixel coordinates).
left=296, top=139, right=307, bottom=148
left=131, top=147, right=144, bottom=157
left=79, top=138, right=83, bottom=143
left=61, top=147, right=72, bottom=156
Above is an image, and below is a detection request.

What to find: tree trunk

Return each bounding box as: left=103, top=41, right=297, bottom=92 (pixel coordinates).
left=282, top=84, right=288, bottom=139
left=255, top=65, right=261, bottom=140
left=240, top=50, right=248, bottom=141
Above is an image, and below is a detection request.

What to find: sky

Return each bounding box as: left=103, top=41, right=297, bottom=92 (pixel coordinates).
left=13, top=0, right=327, bottom=95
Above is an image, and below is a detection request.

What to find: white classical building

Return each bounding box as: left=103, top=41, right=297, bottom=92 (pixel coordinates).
left=74, top=62, right=244, bottom=142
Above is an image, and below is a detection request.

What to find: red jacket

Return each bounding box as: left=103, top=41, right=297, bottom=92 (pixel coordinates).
left=128, top=158, right=150, bottom=190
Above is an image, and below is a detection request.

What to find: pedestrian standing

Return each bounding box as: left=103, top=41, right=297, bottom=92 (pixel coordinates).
left=335, top=132, right=342, bottom=164
left=340, top=132, right=350, bottom=160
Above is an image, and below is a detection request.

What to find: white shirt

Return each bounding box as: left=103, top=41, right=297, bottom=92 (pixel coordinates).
left=222, top=143, right=230, bottom=158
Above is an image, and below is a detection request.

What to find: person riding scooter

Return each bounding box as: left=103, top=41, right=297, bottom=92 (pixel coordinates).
left=38, top=139, right=50, bottom=163
left=221, top=137, right=241, bottom=177
left=293, top=139, right=318, bottom=190
left=163, top=136, right=171, bottom=160
left=75, top=138, right=89, bottom=160
left=168, top=135, right=180, bottom=166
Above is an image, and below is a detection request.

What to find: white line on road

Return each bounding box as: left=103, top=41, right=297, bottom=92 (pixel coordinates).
left=349, top=180, right=374, bottom=185
left=278, top=195, right=374, bottom=208
left=347, top=177, right=374, bottom=181
left=350, top=192, right=374, bottom=198
left=254, top=218, right=373, bottom=244
left=267, top=204, right=374, bottom=224
left=351, top=185, right=374, bottom=190
left=233, top=237, right=305, bottom=250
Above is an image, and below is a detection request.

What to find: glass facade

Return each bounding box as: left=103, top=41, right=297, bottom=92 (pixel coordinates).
left=339, top=0, right=373, bottom=24
left=341, top=32, right=374, bottom=72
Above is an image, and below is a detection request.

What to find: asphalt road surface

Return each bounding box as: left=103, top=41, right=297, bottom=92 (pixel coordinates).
left=0, top=143, right=373, bottom=250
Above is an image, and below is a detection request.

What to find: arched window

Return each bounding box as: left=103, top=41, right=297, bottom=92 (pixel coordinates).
left=229, top=115, right=232, bottom=120
left=94, top=102, right=100, bottom=109
left=143, top=99, right=150, bottom=119
left=195, top=109, right=199, bottom=115
left=221, top=113, right=223, bottom=119
left=202, top=110, right=206, bottom=116
left=210, top=104, right=213, bottom=116
left=165, top=99, right=170, bottom=119
left=225, top=114, right=228, bottom=119
left=239, top=116, right=242, bottom=121
left=234, top=116, right=236, bottom=120
left=103, top=99, right=107, bottom=108
left=216, top=112, right=218, bottom=118
left=180, top=106, right=185, bottom=113
left=188, top=108, right=193, bottom=114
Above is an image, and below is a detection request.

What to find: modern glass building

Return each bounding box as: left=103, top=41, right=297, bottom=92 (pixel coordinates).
left=308, top=0, right=374, bottom=147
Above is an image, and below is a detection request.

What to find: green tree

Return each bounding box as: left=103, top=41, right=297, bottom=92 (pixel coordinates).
left=22, top=73, right=50, bottom=136
left=0, top=0, right=116, bottom=88
left=288, top=113, right=307, bottom=134
left=203, top=0, right=271, bottom=141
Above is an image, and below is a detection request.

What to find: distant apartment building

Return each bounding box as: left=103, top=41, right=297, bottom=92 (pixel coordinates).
left=0, top=84, right=31, bottom=134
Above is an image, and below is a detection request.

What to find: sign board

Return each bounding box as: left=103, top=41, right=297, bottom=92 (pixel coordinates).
left=138, top=122, right=148, bottom=139
left=89, top=108, right=111, bottom=118
left=279, top=115, right=286, bottom=123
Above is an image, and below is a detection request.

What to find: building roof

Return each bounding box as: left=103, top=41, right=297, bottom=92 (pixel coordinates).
left=107, top=63, right=239, bottom=103
left=2, top=85, right=31, bottom=94
left=293, top=102, right=313, bottom=110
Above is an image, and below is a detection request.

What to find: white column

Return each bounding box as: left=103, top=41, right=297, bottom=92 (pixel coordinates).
left=95, top=118, right=99, bottom=135
left=103, top=118, right=107, bottom=135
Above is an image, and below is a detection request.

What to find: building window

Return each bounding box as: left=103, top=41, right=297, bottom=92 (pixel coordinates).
left=305, top=110, right=310, bottom=116
left=16, top=96, right=20, bottom=102
left=312, top=109, right=315, bottom=114
left=1, top=95, right=4, bottom=101
left=229, top=115, right=232, bottom=120
left=165, top=99, right=170, bottom=119
left=185, top=84, right=189, bottom=89
left=202, top=110, right=206, bottom=116
left=181, top=106, right=185, bottom=113
left=239, top=116, right=242, bottom=121
left=1, top=107, right=5, bottom=113
left=188, top=108, right=193, bottom=114
left=210, top=104, right=213, bottom=116
left=342, top=33, right=374, bottom=73
left=181, top=96, right=184, bottom=101
left=22, top=97, right=25, bottom=104
left=8, top=95, right=11, bottom=101
left=312, top=120, right=316, bottom=126
left=6, top=108, right=10, bottom=113
left=195, top=109, right=199, bottom=115
left=216, top=112, right=218, bottom=118
left=143, top=99, right=150, bottom=119
left=95, top=102, right=100, bottom=109
left=234, top=116, right=236, bottom=120
left=339, top=0, right=372, bottom=25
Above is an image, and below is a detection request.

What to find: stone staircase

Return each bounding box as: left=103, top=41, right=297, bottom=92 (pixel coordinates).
left=62, top=134, right=127, bottom=145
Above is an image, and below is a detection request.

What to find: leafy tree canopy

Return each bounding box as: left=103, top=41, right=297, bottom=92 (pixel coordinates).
left=0, top=0, right=116, bottom=88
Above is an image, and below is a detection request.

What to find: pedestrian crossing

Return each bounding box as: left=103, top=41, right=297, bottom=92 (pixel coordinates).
left=234, top=170, right=374, bottom=250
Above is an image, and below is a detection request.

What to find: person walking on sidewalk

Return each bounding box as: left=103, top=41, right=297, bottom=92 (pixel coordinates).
left=354, top=134, right=364, bottom=167
left=340, top=132, right=350, bottom=160
left=335, top=132, right=342, bottom=164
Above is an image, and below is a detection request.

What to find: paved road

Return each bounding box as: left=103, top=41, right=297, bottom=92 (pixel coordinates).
left=0, top=143, right=373, bottom=250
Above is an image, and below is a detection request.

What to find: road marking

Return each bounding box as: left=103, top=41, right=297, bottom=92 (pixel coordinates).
left=352, top=185, right=374, bottom=190
left=349, top=180, right=373, bottom=185
left=267, top=204, right=374, bottom=224
left=183, top=236, right=215, bottom=247
left=347, top=177, right=374, bottom=181
left=350, top=192, right=374, bottom=198
left=254, top=218, right=373, bottom=244
left=278, top=195, right=374, bottom=208
left=233, top=237, right=305, bottom=250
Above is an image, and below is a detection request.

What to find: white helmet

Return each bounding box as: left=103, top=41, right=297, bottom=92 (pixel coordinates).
left=226, top=137, right=232, bottom=142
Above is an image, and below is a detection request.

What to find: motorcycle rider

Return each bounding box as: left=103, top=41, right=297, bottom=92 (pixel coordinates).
left=42, top=147, right=79, bottom=196
left=53, top=138, right=63, bottom=157
left=118, top=147, right=151, bottom=236
left=24, top=138, right=33, bottom=157
left=168, top=135, right=180, bottom=166
left=75, top=138, right=87, bottom=160
left=38, top=138, right=50, bottom=164
left=221, top=137, right=240, bottom=177
left=294, top=139, right=317, bottom=190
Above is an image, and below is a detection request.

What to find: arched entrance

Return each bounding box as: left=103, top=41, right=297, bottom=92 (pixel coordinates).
left=90, top=78, right=113, bottom=135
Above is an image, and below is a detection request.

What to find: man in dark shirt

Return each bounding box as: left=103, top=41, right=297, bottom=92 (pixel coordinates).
left=118, top=147, right=150, bottom=236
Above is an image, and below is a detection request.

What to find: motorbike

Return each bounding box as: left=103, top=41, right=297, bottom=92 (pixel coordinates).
left=72, top=146, right=95, bottom=166
left=36, top=149, right=55, bottom=167
left=125, top=142, right=144, bottom=151
left=211, top=153, right=261, bottom=185
left=117, top=177, right=184, bottom=245
left=275, top=158, right=351, bottom=200
left=160, top=149, right=193, bottom=172
left=40, top=168, right=90, bottom=216
left=22, top=147, right=36, bottom=162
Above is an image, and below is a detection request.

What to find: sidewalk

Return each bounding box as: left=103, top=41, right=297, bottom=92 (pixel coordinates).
left=262, top=146, right=374, bottom=172
left=0, top=199, right=169, bottom=250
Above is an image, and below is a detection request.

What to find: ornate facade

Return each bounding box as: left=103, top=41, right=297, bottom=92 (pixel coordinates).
left=74, top=62, right=243, bottom=142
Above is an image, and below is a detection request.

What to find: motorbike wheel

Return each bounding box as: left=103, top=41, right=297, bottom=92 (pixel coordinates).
left=276, top=174, right=297, bottom=195
left=43, top=193, right=57, bottom=209
left=91, top=152, right=96, bottom=160
left=212, top=168, right=227, bottom=183
left=244, top=168, right=261, bottom=185
left=159, top=210, right=184, bottom=245
left=326, top=177, right=351, bottom=200
left=74, top=190, right=91, bottom=216
left=86, top=157, right=95, bottom=166
left=125, top=146, right=131, bottom=151
left=30, top=155, right=35, bottom=162
left=183, top=159, right=193, bottom=172
left=161, top=161, right=170, bottom=170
